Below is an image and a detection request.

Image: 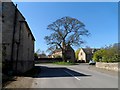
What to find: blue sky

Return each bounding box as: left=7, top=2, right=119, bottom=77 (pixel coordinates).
left=14, top=2, right=118, bottom=54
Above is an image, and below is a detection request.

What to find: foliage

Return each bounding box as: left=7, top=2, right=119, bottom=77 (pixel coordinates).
left=93, top=43, right=119, bottom=63
left=93, top=49, right=106, bottom=62
left=75, top=48, right=80, bottom=60
left=34, top=53, right=38, bottom=60
left=36, top=49, right=41, bottom=54
left=44, top=16, right=90, bottom=62
left=53, top=61, right=78, bottom=65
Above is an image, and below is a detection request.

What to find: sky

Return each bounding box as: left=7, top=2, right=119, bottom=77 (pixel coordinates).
left=14, top=2, right=118, bottom=55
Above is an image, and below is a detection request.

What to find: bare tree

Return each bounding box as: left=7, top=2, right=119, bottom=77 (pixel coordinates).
left=44, top=16, right=90, bottom=62
left=36, top=49, right=41, bottom=54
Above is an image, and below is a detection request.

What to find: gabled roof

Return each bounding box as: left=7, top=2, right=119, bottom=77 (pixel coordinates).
left=82, top=48, right=92, bottom=54
left=12, top=2, right=35, bottom=41
left=81, top=48, right=100, bottom=54
left=38, top=54, right=46, bottom=56
left=52, top=48, right=62, bottom=54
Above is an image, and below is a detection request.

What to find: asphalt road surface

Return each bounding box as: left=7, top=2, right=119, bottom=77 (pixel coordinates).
left=31, top=63, right=118, bottom=88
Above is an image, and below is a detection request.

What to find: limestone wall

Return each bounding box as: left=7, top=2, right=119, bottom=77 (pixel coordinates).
left=2, top=2, right=35, bottom=73
left=96, top=62, right=118, bottom=71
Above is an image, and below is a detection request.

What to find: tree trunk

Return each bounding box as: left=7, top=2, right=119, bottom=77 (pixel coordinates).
left=62, top=49, right=67, bottom=62
left=61, top=41, right=67, bottom=62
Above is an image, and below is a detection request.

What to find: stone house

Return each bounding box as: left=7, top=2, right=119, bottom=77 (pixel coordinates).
left=65, top=45, right=75, bottom=62
left=46, top=54, right=54, bottom=58
left=51, top=45, right=75, bottom=62
left=51, top=48, right=62, bottom=58
left=2, top=2, right=35, bottom=73
left=38, top=54, right=48, bottom=58
left=78, top=48, right=99, bottom=63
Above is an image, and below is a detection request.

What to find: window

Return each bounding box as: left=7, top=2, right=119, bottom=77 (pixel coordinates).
left=2, top=15, right=4, bottom=23
left=81, top=52, right=82, bottom=55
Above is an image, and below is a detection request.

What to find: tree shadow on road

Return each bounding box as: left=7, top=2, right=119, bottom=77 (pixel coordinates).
left=33, top=66, right=91, bottom=78
left=17, top=66, right=91, bottom=78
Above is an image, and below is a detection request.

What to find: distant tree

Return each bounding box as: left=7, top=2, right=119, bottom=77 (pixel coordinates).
left=34, top=49, right=41, bottom=60
left=36, top=49, right=41, bottom=54
left=93, top=49, right=106, bottom=62
left=85, top=46, right=91, bottom=49
left=34, top=53, right=38, bottom=60
left=93, top=43, right=119, bottom=63
left=41, top=51, right=45, bottom=54
left=44, top=16, right=90, bottom=62
left=46, top=46, right=55, bottom=54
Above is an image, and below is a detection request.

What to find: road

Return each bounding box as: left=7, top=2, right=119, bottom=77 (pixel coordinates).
left=31, top=63, right=118, bottom=88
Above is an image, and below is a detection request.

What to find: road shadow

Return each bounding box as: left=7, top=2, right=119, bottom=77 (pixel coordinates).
left=17, top=66, right=91, bottom=78
left=33, top=66, right=91, bottom=78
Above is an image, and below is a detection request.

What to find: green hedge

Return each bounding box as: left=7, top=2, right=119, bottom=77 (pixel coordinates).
left=93, top=43, right=119, bottom=63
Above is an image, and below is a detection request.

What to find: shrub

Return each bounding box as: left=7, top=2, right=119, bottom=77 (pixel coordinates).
left=34, top=53, right=38, bottom=60
left=93, top=49, right=106, bottom=62
left=93, top=43, right=119, bottom=63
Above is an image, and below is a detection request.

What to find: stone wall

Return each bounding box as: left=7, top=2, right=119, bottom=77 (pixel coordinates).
left=96, top=62, right=118, bottom=71
left=2, top=2, right=35, bottom=73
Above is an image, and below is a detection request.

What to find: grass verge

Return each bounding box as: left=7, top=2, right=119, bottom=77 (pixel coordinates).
left=53, top=61, right=79, bottom=65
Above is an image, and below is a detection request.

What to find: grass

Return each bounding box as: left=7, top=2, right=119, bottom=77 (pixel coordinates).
left=53, top=61, right=78, bottom=65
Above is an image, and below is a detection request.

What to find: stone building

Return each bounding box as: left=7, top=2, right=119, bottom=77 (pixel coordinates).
left=78, top=48, right=99, bottom=63
left=51, top=45, right=75, bottom=62
left=38, top=54, right=48, bottom=58
left=51, top=48, right=62, bottom=58
left=65, top=45, right=75, bottom=62
left=2, top=2, right=35, bottom=73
